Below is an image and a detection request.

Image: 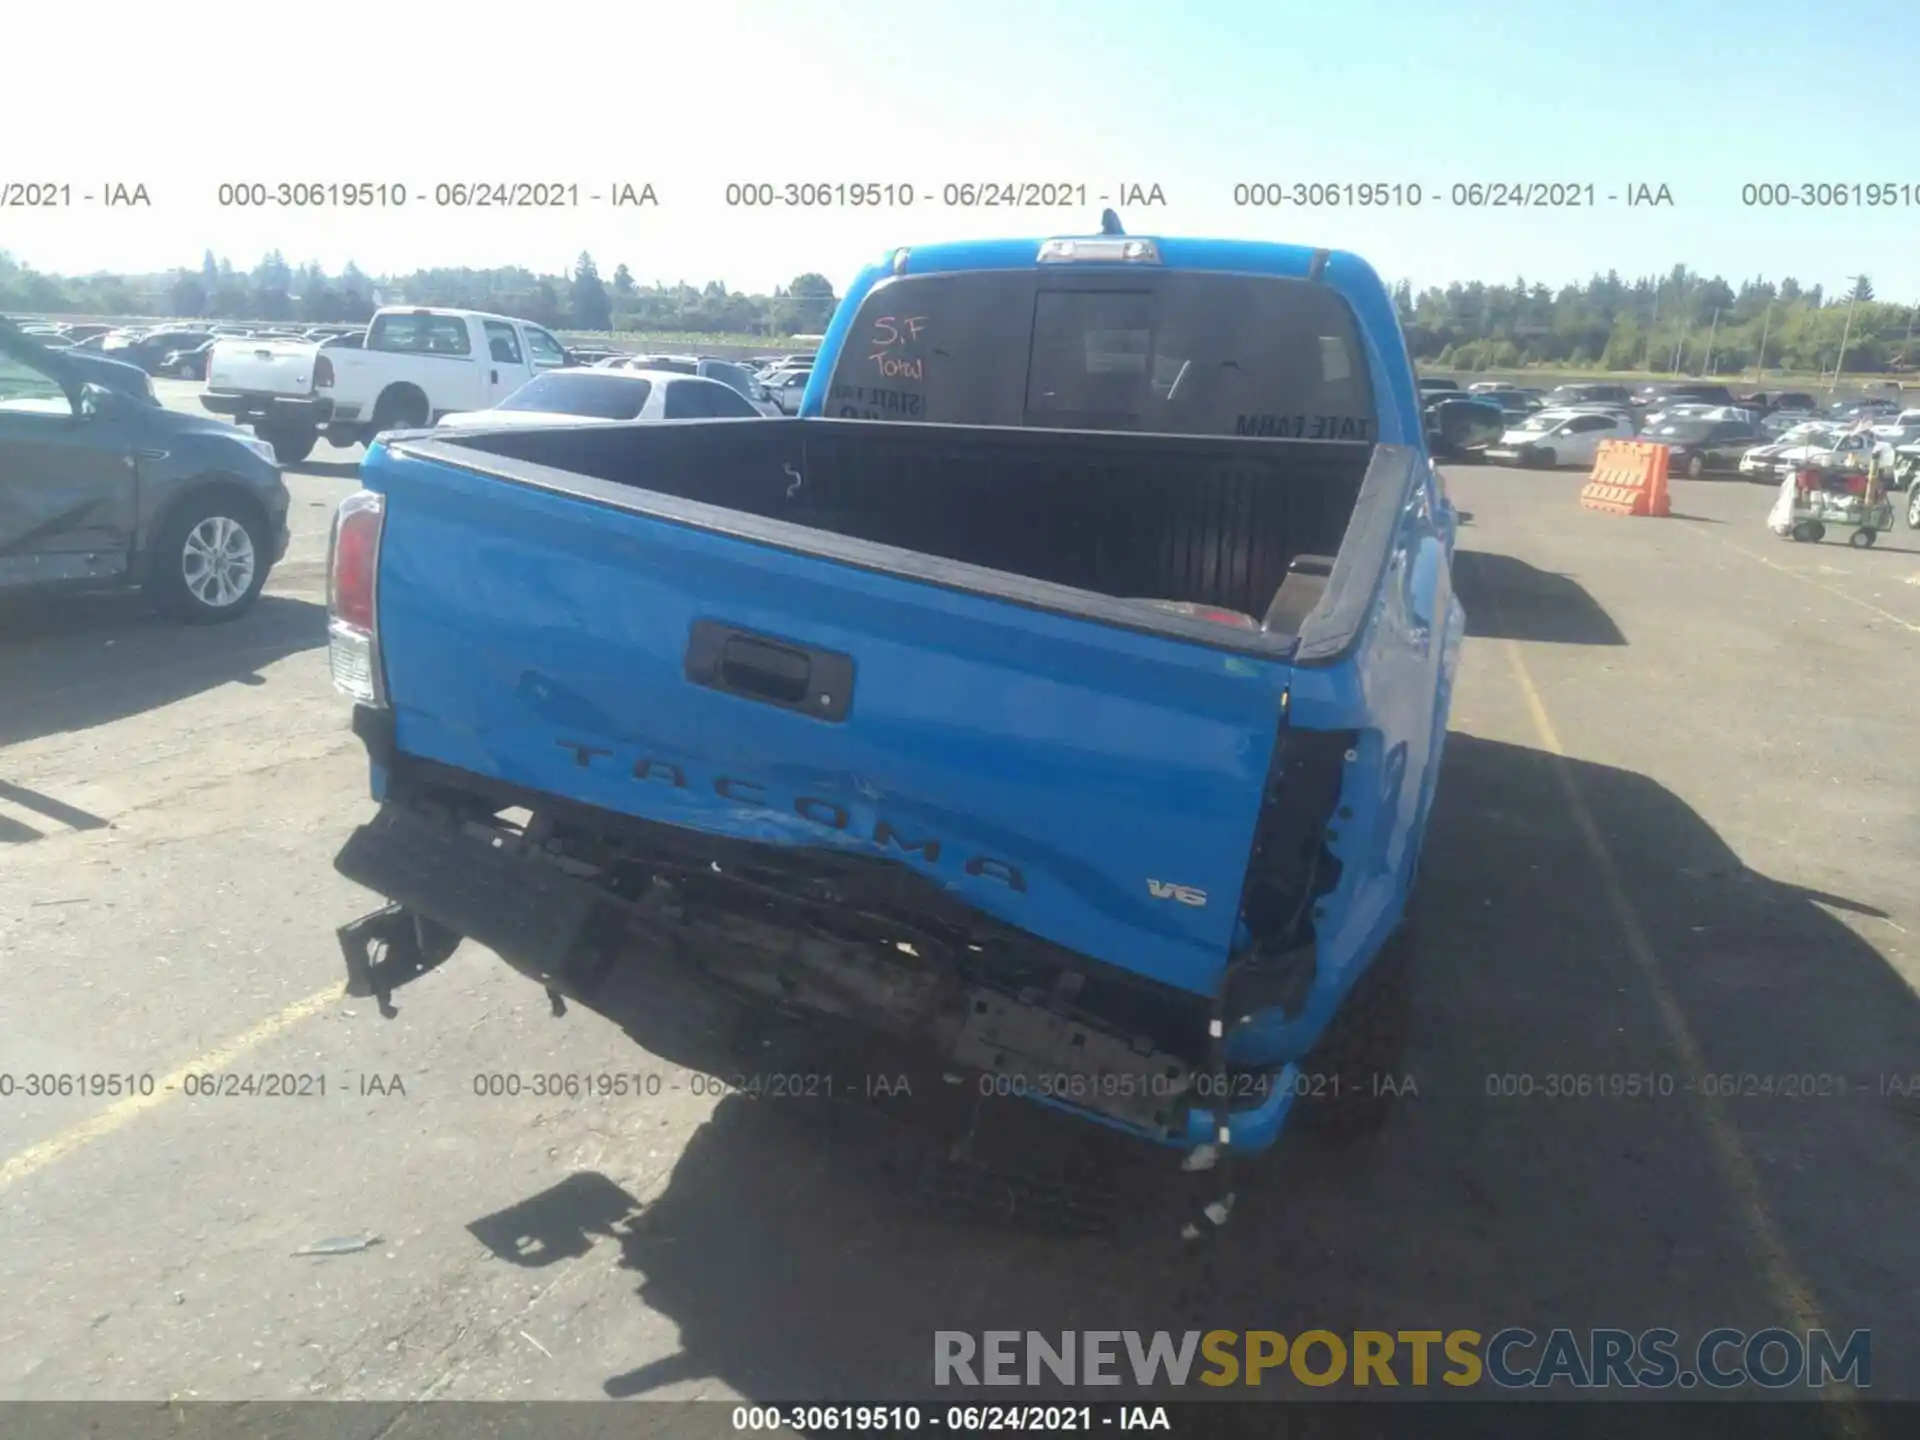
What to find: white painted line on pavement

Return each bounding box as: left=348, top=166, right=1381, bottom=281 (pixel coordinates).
left=1694, top=528, right=1920, bottom=636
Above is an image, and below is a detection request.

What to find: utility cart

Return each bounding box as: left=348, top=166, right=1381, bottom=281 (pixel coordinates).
left=1768, top=459, right=1896, bottom=548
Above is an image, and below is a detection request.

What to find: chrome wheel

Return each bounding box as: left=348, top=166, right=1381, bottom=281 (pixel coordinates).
left=1908, top=486, right=1920, bottom=530
left=181, top=515, right=257, bottom=609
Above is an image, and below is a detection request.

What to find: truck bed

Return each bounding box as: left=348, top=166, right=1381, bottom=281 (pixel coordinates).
left=205, top=336, right=321, bottom=399
left=444, top=416, right=1372, bottom=626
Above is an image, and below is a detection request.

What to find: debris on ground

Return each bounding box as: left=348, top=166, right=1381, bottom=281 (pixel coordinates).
left=293, top=1233, right=384, bottom=1257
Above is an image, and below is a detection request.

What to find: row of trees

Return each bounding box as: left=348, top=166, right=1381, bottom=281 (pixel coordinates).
left=3, top=249, right=1914, bottom=373
left=0, top=250, right=840, bottom=337
left=1390, top=268, right=1914, bottom=375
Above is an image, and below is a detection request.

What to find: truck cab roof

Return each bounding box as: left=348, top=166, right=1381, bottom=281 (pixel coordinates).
left=869, top=234, right=1382, bottom=290
left=377, top=305, right=525, bottom=327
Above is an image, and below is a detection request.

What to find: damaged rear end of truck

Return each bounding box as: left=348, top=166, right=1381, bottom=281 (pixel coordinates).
left=326, top=228, right=1464, bottom=1174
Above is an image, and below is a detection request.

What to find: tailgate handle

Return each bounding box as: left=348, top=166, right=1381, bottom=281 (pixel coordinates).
left=723, top=636, right=808, bottom=701
left=684, top=619, right=855, bottom=722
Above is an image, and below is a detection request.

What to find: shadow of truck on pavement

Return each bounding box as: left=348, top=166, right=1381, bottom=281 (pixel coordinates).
left=1454, top=551, right=1626, bottom=646
left=0, top=593, right=325, bottom=747
left=463, top=732, right=1919, bottom=1413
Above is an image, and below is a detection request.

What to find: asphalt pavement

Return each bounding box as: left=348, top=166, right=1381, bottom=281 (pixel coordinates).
left=1, top=399, right=1916, bottom=1418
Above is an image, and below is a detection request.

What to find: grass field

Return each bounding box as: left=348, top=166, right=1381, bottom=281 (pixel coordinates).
left=1417, top=364, right=1910, bottom=392
left=557, top=328, right=814, bottom=349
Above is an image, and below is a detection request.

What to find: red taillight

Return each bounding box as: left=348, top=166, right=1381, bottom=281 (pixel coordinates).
left=328, top=490, right=388, bottom=705
left=328, top=490, right=384, bottom=632
left=315, top=354, right=335, bottom=389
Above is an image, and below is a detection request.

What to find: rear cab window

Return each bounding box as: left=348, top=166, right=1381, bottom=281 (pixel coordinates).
left=702, top=382, right=761, bottom=417
left=368, top=313, right=473, bottom=356
left=663, top=380, right=760, bottom=418
left=484, top=321, right=523, bottom=365
left=499, top=373, right=651, bottom=418
left=821, top=269, right=1376, bottom=442
left=661, top=381, right=717, bottom=419
left=524, top=327, right=568, bottom=368
left=697, top=359, right=753, bottom=394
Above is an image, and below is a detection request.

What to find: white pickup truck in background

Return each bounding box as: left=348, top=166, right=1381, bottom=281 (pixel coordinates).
left=202, top=307, right=572, bottom=463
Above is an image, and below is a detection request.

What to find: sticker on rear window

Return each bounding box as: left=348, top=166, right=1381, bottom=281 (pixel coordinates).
left=828, top=383, right=925, bottom=419
left=1235, top=413, right=1372, bottom=440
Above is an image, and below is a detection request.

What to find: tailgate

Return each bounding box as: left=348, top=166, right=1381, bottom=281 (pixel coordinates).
left=365, top=447, right=1295, bottom=999
left=207, top=339, right=320, bottom=396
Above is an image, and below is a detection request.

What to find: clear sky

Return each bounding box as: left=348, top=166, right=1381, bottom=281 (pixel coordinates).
left=9, top=0, right=1915, bottom=300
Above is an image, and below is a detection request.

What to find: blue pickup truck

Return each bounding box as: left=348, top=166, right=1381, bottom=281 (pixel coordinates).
left=326, top=224, right=1466, bottom=1175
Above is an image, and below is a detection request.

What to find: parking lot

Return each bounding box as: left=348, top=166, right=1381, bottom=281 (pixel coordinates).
left=2, top=380, right=1917, bottom=1411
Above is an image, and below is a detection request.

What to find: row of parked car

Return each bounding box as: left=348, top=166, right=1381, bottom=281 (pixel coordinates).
left=15, top=315, right=820, bottom=412
left=190, top=306, right=823, bottom=462
left=1419, top=374, right=1918, bottom=483
left=13, top=319, right=365, bottom=381
left=427, top=350, right=825, bottom=434
left=572, top=350, right=818, bottom=414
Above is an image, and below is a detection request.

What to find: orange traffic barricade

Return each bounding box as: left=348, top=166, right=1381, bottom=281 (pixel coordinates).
left=1579, top=441, right=1670, bottom=517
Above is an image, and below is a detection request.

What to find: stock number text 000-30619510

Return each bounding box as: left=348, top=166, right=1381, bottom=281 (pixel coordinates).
left=719, top=181, right=1153, bottom=208
left=210, top=182, right=660, bottom=208
left=1230, top=181, right=1630, bottom=208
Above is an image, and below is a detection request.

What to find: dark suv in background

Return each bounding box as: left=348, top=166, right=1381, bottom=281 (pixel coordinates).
left=100, top=328, right=220, bottom=375
left=1634, top=382, right=1737, bottom=409
left=1546, top=382, right=1635, bottom=409
left=0, top=319, right=290, bottom=621
left=1752, top=391, right=1818, bottom=413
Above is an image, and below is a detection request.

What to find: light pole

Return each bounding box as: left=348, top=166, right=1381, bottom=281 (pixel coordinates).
left=1831, top=276, right=1861, bottom=395
left=1754, top=300, right=1772, bottom=382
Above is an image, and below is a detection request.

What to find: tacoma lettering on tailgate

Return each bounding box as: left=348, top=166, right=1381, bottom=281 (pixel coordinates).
left=553, top=738, right=1029, bottom=892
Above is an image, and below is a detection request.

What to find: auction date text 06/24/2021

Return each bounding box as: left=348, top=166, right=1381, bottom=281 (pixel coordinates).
left=7, top=178, right=1920, bottom=210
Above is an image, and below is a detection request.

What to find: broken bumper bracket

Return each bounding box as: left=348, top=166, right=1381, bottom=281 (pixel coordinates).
left=337, top=903, right=462, bottom=1017
left=333, top=804, right=614, bottom=1015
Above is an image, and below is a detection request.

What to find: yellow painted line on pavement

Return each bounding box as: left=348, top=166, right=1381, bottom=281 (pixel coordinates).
left=1498, top=634, right=1868, bottom=1431
left=1691, top=528, right=1920, bottom=636
left=0, top=983, right=342, bottom=1196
